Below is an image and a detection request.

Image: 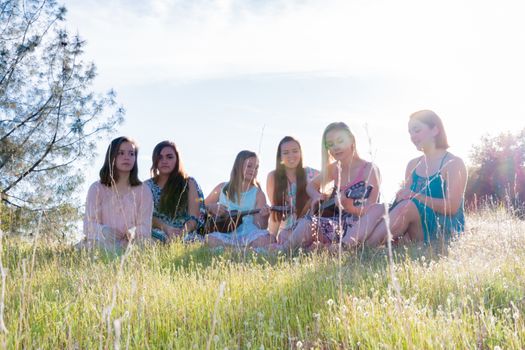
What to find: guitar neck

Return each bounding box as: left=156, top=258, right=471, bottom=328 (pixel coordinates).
left=230, top=205, right=290, bottom=217
left=232, top=208, right=261, bottom=217
left=319, top=197, right=336, bottom=211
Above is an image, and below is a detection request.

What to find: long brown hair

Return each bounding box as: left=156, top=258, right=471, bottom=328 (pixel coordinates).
left=222, top=150, right=259, bottom=204
left=272, top=136, right=308, bottom=221
left=99, top=136, right=141, bottom=187
left=150, top=141, right=189, bottom=218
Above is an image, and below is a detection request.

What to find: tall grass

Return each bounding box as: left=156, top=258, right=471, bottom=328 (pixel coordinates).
left=0, top=209, right=524, bottom=349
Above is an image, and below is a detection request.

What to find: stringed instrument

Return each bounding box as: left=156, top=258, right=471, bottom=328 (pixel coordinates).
left=309, top=180, right=374, bottom=218
left=204, top=205, right=291, bottom=234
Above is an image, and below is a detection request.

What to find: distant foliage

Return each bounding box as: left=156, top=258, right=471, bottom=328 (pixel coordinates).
left=466, top=129, right=525, bottom=217
left=0, top=0, right=124, bottom=236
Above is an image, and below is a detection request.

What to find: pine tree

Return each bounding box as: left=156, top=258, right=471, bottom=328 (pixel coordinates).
left=0, top=0, right=124, bottom=236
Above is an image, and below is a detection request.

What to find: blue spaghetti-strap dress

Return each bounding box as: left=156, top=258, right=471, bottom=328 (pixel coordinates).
left=410, top=153, right=465, bottom=242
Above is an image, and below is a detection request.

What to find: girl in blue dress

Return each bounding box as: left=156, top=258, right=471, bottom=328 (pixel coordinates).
left=205, top=150, right=272, bottom=248
left=342, top=110, right=466, bottom=247
left=145, top=141, right=206, bottom=243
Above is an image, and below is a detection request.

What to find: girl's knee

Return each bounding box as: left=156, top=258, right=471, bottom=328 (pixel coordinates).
left=206, top=235, right=222, bottom=247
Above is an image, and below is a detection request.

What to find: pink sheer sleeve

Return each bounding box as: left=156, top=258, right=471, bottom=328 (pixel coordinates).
left=134, top=184, right=153, bottom=240
left=83, top=182, right=106, bottom=240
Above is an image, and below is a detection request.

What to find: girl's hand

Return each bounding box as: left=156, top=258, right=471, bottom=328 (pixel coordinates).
left=340, top=196, right=358, bottom=213
left=310, top=192, right=329, bottom=211
left=258, top=204, right=270, bottom=217
left=395, top=188, right=413, bottom=201
left=207, top=203, right=228, bottom=216
left=166, top=226, right=183, bottom=239
left=122, top=226, right=136, bottom=241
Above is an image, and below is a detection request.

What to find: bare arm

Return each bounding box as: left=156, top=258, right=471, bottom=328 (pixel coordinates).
left=253, top=188, right=269, bottom=229
left=306, top=173, right=322, bottom=199
left=183, top=179, right=200, bottom=232
left=266, top=171, right=276, bottom=205
left=394, top=158, right=418, bottom=202
left=205, top=182, right=228, bottom=216
left=266, top=171, right=281, bottom=235
left=152, top=217, right=169, bottom=232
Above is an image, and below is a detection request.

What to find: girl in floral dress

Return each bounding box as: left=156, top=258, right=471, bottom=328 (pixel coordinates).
left=145, top=141, right=206, bottom=243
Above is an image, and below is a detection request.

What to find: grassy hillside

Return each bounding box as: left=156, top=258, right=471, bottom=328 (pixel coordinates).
left=0, top=209, right=524, bottom=349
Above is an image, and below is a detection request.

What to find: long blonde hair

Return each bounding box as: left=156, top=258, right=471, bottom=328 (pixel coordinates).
left=320, top=122, right=357, bottom=189
left=222, top=150, right=259, bottom=204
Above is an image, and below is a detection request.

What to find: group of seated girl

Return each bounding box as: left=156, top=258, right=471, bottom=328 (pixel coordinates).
left=82, top=109, right=467, bottom=251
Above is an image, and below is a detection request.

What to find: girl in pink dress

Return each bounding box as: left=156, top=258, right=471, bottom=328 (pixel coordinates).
left=82, top=136, right=153, bottom=250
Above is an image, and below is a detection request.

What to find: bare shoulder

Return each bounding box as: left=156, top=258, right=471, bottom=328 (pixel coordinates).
left=255, top=186, right=268, bottom=204
left=207, top=182, right=226, bottom=198
left=443, top=152, right=466, bottom=172
left=365, top=161, right=380, bottom=175
left=211, top=182, right=226, bottom=192
left=205, top=182, right=226, bottom=203
left=256, top=187, right=266, bottom=198
left=364, top=162, right=381, bottom=185
left=406, top=157, right=420, bottom=169
left=186, top=177, right=198, bottom=192
left=266, top=170, right=276, bottom=183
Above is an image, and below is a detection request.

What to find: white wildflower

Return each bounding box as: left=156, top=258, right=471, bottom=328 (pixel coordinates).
left=340, top=305, right=348, bottom=314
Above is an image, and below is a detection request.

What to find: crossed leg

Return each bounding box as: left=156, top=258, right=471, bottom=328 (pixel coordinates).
left=364, top=200, right=424, bottom=246
left=342, top=200, right=424, bottom=247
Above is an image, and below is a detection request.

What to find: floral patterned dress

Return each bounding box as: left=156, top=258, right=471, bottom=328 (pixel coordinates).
left=145, top=177, right=206, bottom=243
left=309, top=163, right=370, bottom=243
left=279, top=166, right=320, bottom=230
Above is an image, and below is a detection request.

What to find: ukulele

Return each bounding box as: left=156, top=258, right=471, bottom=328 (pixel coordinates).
left=204, top=205, right=290, bottom=234
left=310, top=181, right=373, bottom=218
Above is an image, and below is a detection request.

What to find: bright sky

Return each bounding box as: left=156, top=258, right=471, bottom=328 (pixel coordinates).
left=63, top=0, right=525, bottom=203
